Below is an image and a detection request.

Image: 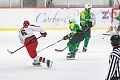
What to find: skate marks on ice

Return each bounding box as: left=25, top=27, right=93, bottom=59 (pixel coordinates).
left=0, top=65, right=53, bottom=72
left=0, top=60, right=53, bottom=72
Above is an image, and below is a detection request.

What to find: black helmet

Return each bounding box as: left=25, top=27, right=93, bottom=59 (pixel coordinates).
left=110, top=35, right=120, bottom=45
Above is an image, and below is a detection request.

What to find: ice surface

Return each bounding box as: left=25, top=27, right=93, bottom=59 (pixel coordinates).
left=0, top=30, right=112, bottom=80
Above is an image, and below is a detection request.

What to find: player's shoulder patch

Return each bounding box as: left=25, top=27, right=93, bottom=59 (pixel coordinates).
left=81, top=12, right=85, bottom=18
left=69, top=23, right=74, bottom=29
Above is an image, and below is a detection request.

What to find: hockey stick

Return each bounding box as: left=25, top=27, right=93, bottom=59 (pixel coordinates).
left=37, top=39, right=63, bottom=53
left=55, top=46, right=67, bottom=52
left=7, top=36, right=42, bottom=54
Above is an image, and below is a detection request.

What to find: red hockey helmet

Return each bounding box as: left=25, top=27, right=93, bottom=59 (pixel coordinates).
left=23, top=20, right=30, bottom=27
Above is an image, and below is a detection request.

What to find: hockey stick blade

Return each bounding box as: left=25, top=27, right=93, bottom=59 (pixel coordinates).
left=102, top=33, right=111, bottom=36
left=55, top=49, right=64, bottom=52
left=55, top=46, right=67, bottom=52
left=7, top=49, right=13, bottom=54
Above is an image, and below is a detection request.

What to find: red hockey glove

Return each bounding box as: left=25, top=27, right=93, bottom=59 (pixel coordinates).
left=40, top=32, right=47, bottom=37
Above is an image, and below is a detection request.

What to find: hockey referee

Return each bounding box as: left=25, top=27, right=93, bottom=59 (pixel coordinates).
left=105, top=35, right=120, bottom=80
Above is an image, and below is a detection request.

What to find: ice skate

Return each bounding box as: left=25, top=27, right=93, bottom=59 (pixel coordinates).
left=32, top=60, right=41, bottom=66
left=46, top=60, right=53, bottom=68
left=74, top=49, right=78, bottom=55
left=82, top=47, right=87, bottom=52
left=66, top=53, right=75, bottom=60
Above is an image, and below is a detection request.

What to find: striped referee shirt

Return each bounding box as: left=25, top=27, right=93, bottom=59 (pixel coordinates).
left=105, top=46, right=120, bottom=80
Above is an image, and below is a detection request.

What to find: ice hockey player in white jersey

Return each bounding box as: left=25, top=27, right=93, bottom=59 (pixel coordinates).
left=18, top=20, right=53, bottom=68
left=103, top=14, right=120, bottom=36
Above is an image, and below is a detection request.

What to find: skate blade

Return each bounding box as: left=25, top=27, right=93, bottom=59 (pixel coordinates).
left=33, top=63, right=41, bottom=67
left=49, top=61, right=53, bottom=68
left=66, top=57, right=75, bottom=60
left=33, top=64, right=41, bottom=67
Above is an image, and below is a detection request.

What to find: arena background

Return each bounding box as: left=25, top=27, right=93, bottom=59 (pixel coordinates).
left=0, top=0, right=119, bottom=30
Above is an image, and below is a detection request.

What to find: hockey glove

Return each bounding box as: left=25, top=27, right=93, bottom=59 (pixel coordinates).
left=63, top=34, right=72, bottom=40
left=40, top=32, right=47, bottom=37
left=63, top=35, right=69, bottom=40
left=88, top=22, right=93, bottom=28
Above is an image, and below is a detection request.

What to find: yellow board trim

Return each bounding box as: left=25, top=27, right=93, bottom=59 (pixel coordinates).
left=0, top=27, right=110, bottom=31
left=0, top=28, right=20, bottom=31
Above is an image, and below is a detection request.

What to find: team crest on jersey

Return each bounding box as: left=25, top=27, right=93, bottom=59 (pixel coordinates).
left=81, top=12, right=85, bottom=19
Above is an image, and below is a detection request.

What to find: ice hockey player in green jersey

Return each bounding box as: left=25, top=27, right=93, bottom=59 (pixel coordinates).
left=63, top=18, right=84, bottom=60
left=80, top=4, right=93, bottom=52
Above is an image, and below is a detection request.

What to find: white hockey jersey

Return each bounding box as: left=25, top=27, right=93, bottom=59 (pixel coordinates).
left=18, top=25, right=45, bottom=44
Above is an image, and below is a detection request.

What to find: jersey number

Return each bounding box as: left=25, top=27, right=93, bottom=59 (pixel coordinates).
left=21, top=29, right=27, bottom=36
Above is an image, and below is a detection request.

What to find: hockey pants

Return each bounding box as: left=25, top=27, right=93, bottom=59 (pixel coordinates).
left=83, top=36, right=90, bottom=48
left=67, top=41, right=80, bottom=54
left=81, top=25, right=91, bottom=48
left=24, top=36, right=38, bottom=58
